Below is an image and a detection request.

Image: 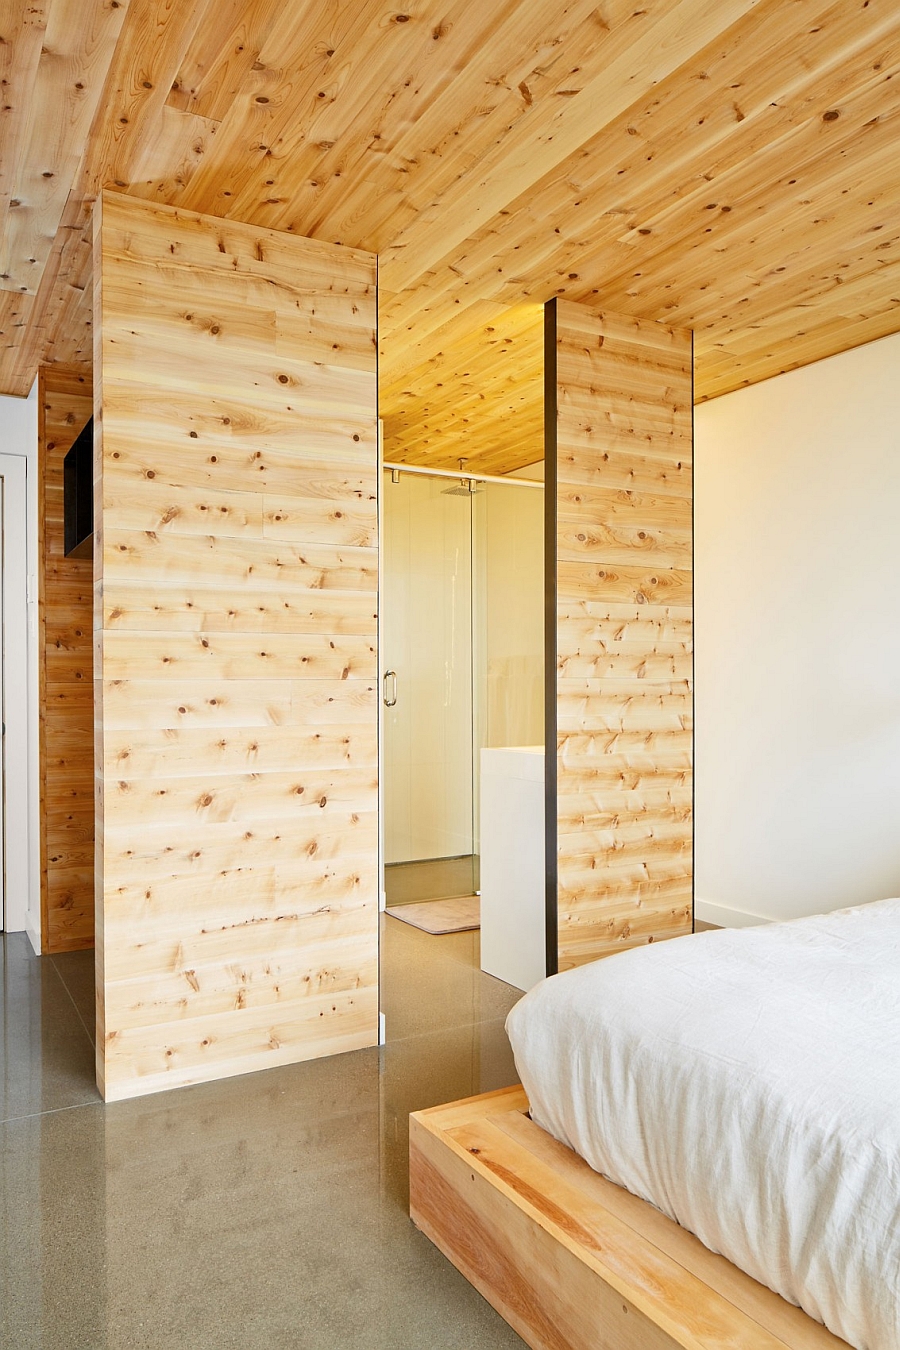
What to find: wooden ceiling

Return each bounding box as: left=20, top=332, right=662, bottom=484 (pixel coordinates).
left=383, top=304, right=545, bottom=475
left=2, top=0, right=900, bottom=472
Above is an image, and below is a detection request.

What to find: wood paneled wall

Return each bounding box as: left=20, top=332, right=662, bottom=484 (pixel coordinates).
left=93, top=192, right=379, bottom=1100
left=38, top=363, right=95, bottom=953
left=546, top=299, right=693, bottom=972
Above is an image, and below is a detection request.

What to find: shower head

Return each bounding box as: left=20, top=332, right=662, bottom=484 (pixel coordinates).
left=441, top=461, right=482, bottom=496
left=441, top=480, right=481, bottom=497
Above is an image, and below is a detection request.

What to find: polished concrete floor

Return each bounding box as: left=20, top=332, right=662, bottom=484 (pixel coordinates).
left=0, top=920, right=526, bottom=1349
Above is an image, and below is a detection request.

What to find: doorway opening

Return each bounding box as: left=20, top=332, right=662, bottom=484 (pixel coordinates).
left=0, top=451, right=29, bottom=936
left=378, top=454, right=544, bottom=1038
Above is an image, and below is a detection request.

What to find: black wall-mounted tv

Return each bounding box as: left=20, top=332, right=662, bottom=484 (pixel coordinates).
left=63, top=416, right=93, bottom=558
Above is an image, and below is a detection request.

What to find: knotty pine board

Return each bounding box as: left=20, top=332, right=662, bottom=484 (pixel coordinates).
left=410, top=1088, right=848, bottom=1350
left=381, top=303, right=545, bottom=476
left=547, top=299, right=693, bottom=971
left=38, top=363, right=95, bottom=954
left=0, top=0, right=128, bottom=296
left=93, top=191, right=378, bottom=1101
left=6, top=0, right=900, bottom=432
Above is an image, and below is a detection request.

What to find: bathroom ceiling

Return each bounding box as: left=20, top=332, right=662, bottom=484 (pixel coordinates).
left=381, top=304, right=544, bottom=476
left=2, top=0, right=900, bottom=471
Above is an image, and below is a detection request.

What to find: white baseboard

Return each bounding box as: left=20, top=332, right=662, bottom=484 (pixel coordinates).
left=696, top=898, right=771, bottom=929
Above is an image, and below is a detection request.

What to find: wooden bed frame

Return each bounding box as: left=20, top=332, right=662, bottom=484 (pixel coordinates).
left=410, top=1087, right=849, bottom=1350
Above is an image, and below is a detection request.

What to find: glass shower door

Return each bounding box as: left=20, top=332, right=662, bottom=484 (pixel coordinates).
left=382, top=472, right=476, bottom=900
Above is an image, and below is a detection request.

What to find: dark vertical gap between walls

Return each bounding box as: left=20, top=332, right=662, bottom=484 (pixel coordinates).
left=543, top=300, right=559, bottom=978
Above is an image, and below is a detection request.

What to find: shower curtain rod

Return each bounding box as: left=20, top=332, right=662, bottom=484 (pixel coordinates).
left=381, top=460, right=543, bottom=489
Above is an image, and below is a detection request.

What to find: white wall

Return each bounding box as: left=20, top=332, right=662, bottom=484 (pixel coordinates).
left=695, top=332, right=900, bottom=926
left=475, top=479, right=544, bottom=752
left=0, top=384, right=39, bottom=945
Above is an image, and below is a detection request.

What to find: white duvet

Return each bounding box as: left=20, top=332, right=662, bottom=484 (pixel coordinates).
left=506, top=899, right=900, bottom=1350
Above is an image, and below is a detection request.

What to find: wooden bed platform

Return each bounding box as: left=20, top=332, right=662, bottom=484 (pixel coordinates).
left=410, top=1087, right=849, bottom=1350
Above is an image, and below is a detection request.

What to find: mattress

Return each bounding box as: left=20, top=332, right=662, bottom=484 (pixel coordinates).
left=505, top=899, right=900, bottom=1350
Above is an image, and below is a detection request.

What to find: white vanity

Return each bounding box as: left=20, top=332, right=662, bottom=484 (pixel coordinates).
left=479, top=746, right=546, bottom=993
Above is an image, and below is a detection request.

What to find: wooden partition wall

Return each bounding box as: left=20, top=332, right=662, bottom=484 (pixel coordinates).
left=38, top=364, right=95, bottom=953
left=545, top=299, right=693, bottom=972
left=93, top=192, right=379, bottom=1100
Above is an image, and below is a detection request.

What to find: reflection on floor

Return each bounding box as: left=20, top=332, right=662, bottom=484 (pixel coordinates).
left=381, top=913, right=520, bottom=1043
left=384, top=854, right=480, bottom=906
left=0, top=922, right=525, bottom=1349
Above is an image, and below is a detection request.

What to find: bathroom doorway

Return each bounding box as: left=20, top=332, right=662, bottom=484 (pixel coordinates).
left=380, top=460, right=544, bottom=937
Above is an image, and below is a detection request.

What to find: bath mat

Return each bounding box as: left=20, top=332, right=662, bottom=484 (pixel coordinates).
left=385, top=894, right=480, bottom=935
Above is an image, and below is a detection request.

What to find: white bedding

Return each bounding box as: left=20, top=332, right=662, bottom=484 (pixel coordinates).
left=505, top=899, right=900, bottom=1350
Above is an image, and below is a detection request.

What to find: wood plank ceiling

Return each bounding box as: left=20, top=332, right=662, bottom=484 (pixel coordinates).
left=2, top=0, right=899, bottom=473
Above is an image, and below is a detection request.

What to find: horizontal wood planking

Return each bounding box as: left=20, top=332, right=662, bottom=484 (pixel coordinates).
left=94, top=191, right=379, bottom=1100
left=98, top=631, right=377, bottom=681
left=101, top=850, right=379, bottom=915
left=99, top=766, right=378, bottom=830
left=104, top=876, right=377, bottom=949
left=551, top=300, right=693, bottom=970
left=101, top=987, right=376, bottom=1102
left=100, top=677, right=376, bottom=730
left=99, top=384, right=378, bottom=465
left=102, top=724, right=377, bottom=777
left=102, top=811, right=378, bottom=879
left=557, top=561, right=692, bottom=610
left=104, top=933, right=379, bottom=1032
left=558, top=804, right=692, bottom=842
left=38, top=363, right=95, bottom=953
left=100, top=583, right=377, bottom=634
left=100, top=530, right=377, bottom=592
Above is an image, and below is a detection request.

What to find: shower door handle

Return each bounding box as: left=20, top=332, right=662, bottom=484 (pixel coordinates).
left=383, top=670, right=397, bottom=707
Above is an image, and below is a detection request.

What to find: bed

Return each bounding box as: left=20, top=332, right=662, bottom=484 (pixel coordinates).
left=410, top=899, right=900, bottom=1350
